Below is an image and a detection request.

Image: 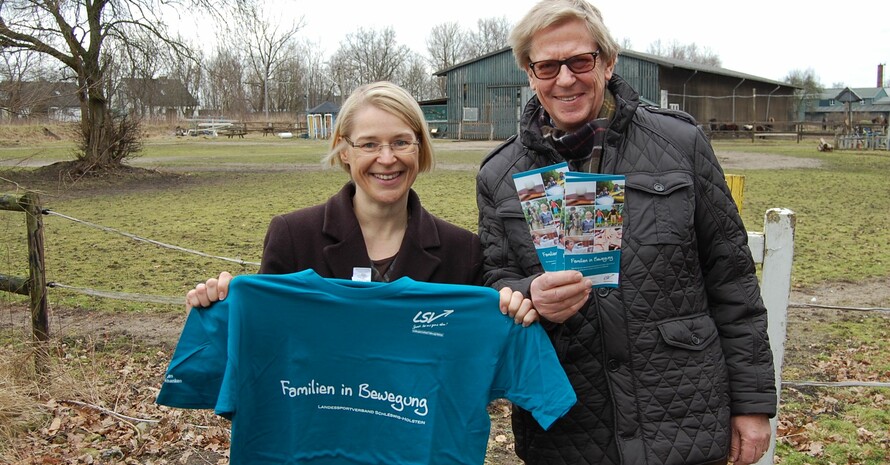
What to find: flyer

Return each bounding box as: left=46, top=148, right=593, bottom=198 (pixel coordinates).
left=562, top=172, right=625, bottom=287
left=511, top=162, right=569, bottom=272
left=512, top=164, right=625, bottom=287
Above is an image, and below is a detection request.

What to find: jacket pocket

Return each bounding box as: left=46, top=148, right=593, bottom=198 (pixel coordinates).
left=624, top=171, right=694, bottom=245
left=656, top=313, right=718, bottom=350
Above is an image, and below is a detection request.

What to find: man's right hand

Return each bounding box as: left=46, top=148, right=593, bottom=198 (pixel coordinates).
left=185, top=271, right=233, bottom=311
left=529, top=271, right=592, bottom=323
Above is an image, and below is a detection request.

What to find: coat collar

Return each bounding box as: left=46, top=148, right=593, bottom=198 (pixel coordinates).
left=321, top=182, right=443, bottom=282
left=520, top=73, right=640, bottom=164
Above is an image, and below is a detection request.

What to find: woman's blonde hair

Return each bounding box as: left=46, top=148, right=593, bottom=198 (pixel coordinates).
left=324, top=81, right=433, bottom=174
left=509, top=0, right=619, bottom=70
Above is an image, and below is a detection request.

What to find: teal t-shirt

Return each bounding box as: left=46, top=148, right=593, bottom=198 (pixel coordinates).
left=159, top=270, right=576, bottom=464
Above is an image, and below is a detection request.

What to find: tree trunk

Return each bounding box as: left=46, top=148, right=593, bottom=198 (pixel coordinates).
left=77, top=68, right=120, bottom=169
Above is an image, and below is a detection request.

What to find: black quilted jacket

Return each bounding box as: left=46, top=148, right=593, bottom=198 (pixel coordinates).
left=475, top=75, right=776, bottom=465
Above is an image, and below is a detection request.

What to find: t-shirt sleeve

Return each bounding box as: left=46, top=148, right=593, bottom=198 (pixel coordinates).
left=213, top=281, right=243, bottom=420
left=156, top=301, right=230, bottom=409
left=490, top=321, right=576, bottom=430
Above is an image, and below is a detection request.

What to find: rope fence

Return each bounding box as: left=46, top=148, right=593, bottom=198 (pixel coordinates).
left=4, top=200, right=888, bottom=462
left=43, top=210, right=261, bottom=267
left=4, top=204, right=889, bottom=391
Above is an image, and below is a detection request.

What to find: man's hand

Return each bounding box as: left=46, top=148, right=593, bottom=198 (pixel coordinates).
left=185, top=271, right=233, bottom=311
left=729, top=414, right=771, bottom=465
left=529, top=271, right=592, bottom=323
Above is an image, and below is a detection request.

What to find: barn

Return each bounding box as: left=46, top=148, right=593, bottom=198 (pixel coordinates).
left=433, top=47, right=798, bottom=140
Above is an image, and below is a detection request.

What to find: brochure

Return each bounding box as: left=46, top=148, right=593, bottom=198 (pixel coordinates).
left=513, top=163, right=625, bottom=287
left=511, top=162, right=569, bottom=272
left=562, top=172, right=625, bottom=287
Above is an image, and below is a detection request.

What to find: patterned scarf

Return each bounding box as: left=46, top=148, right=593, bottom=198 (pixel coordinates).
left=539, top=89, right=616, bottom=173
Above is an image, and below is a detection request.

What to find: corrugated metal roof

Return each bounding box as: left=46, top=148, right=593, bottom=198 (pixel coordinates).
left=819, top=87, right=887, bottom=100
left=619, top=49, right=796, bottom=88
left=436, top=47, right=798, bottom=88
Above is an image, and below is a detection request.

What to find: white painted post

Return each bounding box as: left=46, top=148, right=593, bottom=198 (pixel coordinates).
left=750, top=208, right=796, bottom=465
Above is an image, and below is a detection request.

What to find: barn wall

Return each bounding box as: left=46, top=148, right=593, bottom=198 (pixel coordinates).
left=443, top=51, right=527, bottom=140
left=614, top=56, right=660, bottom=104
left=659, top=69, right=797, bottom=128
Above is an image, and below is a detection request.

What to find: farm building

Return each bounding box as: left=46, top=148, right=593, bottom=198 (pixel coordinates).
left=118, top=77, right=199, bottom=122
left=433, top=47, right=799, bottom=140
left=0, top=80, right=81, bottom=122
left=805, top=86, right=889, bottom=131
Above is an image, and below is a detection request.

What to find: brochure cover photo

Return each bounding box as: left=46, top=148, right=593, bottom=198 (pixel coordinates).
left=511, top=163, right=569, bottom=272
left=563, top=172, right=624, bottom=287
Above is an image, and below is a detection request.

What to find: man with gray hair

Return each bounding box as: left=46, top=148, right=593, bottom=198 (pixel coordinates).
left=475, top=1, right=777, bottom=464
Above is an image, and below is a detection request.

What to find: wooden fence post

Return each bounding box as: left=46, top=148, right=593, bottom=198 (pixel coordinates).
left=0, top=192, right=49, bottom=371
left=748, top=208, right=796, bottom=465
left=20, top=192, right=49, bottom=344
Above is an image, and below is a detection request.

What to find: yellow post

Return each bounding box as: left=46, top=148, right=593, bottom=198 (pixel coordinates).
left=724, top=174, right=746, bottom=214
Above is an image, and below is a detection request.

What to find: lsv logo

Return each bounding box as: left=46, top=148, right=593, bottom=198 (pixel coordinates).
left=412, top=309, right=454, bottom=324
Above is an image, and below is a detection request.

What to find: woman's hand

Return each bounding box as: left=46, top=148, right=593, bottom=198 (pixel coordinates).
left=499, top=287, right=539, bottom=327
left=185, top=271, right=233, bottom=311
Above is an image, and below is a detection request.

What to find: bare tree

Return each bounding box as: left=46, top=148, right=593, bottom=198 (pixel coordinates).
left=164, top=35, right=204, bottom=118
left=0, top=0, right=221, bottom=173
left=228, top=3, right=304, bottom=120
left=426, top=22, right=467, bottom=71
left=332, top=27, right=410, bottom=96
left=647, top=40, right=721, bottom=67
left=0, top=49, right=50, bottom=118
left=784, top=68, right=823, bottom=119
left=426, top=22, right=467, bottom=98
left=302, top=40, right=339, bottom=108
left=203, top=46, right=249, bottom=117
left=268, top=43, right=307, bottom=114
left=617, top=37, right=634, bottom=51
left=465, top=17, right=510, bottom=58
left=397, top=51, right=437, bottom=101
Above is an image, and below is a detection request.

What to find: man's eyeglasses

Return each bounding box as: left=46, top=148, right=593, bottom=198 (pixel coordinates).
left=528, top=51, right=600, bottom=80
left=343, top=136, right=420, bottom=155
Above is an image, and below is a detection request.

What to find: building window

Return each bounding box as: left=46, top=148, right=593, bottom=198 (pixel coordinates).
left=462, top=107, right=479, bottom=122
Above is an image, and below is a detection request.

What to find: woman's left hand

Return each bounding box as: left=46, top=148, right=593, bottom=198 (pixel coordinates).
left=499, top=287, right=539, bottom=327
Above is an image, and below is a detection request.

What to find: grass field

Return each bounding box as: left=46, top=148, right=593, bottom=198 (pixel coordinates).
left=1, top=129, right=888, bottom=463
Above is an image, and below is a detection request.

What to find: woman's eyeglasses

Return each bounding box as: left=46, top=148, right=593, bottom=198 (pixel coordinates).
left=528, top=51, right=600, bottom=80
left=344, top=136, right=420, bottom=155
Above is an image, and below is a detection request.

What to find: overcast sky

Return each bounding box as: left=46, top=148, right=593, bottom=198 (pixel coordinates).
left=180, top=0, right=890, bottom=88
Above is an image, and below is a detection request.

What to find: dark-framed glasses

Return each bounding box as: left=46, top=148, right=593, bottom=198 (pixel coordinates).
left=528, top=51, right=600, bottom=80
left=344, top=136, right=420, bottom=155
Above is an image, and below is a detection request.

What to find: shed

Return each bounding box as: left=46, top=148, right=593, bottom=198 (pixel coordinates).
left=307, top=101, right=339, bottom=139
left=419, top=97, right=448, bottom=137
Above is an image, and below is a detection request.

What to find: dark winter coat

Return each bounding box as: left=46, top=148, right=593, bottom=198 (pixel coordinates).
left=260, top=182, right=483, bottom=286
left=475, top=75, right=776, bottom=465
